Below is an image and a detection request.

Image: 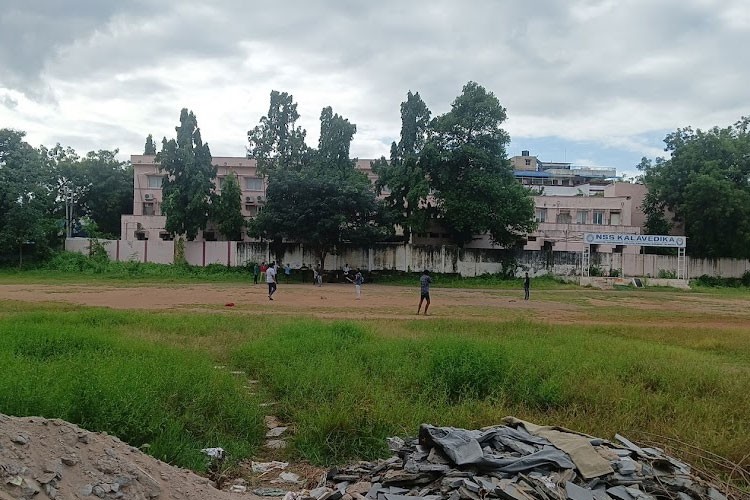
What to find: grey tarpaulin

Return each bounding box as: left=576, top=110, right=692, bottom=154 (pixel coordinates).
left=418, top=424, right=575, bottom=472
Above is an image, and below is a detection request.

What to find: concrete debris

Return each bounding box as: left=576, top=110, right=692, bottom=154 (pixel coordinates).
left=285, top=420, right=734, bottom=500
left=267, top=427, right=289, bottom=438
left=252, top=461, right=290, bottom=474
left=266, top=439, right=289, bottom=450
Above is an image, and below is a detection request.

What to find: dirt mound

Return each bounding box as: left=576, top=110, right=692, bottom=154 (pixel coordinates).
left=0, top=413, right=247, bottom=499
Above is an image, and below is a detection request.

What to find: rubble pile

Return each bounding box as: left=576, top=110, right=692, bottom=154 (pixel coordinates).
left=0, top=414, right=238, bottom=500
left=292, top=418, right=735, bottom=500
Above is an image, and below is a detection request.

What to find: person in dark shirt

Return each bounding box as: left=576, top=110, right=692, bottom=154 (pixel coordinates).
left=417, top=270, right=432, bottom=315
left=524, top=272, right=530, bottom=300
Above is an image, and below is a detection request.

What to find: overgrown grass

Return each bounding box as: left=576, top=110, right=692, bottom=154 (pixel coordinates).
left=0, top=306, right=264, bottom=470
left=232, top=318, right=750, bottom=467
left=0, top=283, right=749, bottom=483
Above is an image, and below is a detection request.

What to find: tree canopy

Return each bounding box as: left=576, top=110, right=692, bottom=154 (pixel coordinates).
left=421, top=82, right=536, bottom=246
left=247, top=90, right=309, bottom=176
left=372, top=91, right=432, bottom=241
left=0, top=129, right=57, bottom=264
left=144, top=134, right=156, bottom=155
left=249, top=96, right=386, bottom=265
left=639, top=117, right=750, bottom=258
left=211, top=172, right=245, bottom=241
left=157, top=109, right=216, bottom=241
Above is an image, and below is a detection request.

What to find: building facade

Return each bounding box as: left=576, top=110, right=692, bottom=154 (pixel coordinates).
left=121, top=152, right=648, bottom=254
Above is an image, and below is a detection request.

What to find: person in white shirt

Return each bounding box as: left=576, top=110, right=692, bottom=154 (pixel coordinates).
left=266, top=261, right=278, bottom=300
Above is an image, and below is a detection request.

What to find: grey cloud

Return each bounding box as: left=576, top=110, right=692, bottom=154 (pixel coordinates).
left=1, top=94, right=18, bottom=109
left=2, top=0, right=749, bottom=165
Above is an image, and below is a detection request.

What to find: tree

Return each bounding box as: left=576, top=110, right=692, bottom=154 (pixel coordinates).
left=78, top=150, right=133, bottom=237
left=421, top=82, right=536, bottom=246
left=0, top=129, right=58, bottom=264
left=211, top=172, right=245, bottom=240
left=372, top=91, right=432, bottom=241
left=250, top=105, right=386, bottom=266
left=247, top=90, right=309, bottom=176
left=156, top=109, right=216, bottom=241
left=144, top=134, right=156, bottom=155
left=639, top=117, right=750, bottom=258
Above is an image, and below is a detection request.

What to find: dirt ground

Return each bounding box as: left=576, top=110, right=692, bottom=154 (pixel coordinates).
left=1, top=282, right=750, bottom=329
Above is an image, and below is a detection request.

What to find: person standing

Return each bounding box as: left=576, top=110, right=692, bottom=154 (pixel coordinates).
left=252, top=262, right=260, bottom=285
left=524, top=272, right=530, bottom=300
left=343, top=263, right=350, bottom=282
left=284, top=263, right=291, bottom=283
left=266, top=261, right=278, bottom=300
left=417, top=270, right=431, bottom=315
left=348, top=269, right=364, bottom=299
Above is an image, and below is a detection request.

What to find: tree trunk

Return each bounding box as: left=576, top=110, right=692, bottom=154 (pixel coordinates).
left=18, top=243, right=23, bottom=268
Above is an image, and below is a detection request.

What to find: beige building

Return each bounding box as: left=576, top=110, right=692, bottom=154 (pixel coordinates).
left=524, top=182, right=647, bottom=254
left=121, top=153, right=649, bottom=254
left=121, top=155, right=378, bottom=241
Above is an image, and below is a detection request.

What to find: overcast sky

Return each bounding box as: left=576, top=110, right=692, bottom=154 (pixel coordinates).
left=1, top=0, right=748, bottom=177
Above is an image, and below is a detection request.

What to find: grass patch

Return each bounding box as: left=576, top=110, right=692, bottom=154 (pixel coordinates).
left=231, top=317, right=750, bottom=467
left=0, top=306, right=264, bottom=470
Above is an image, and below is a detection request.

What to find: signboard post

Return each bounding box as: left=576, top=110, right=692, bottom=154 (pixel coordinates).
left=581, top=233, right=688, bottom=281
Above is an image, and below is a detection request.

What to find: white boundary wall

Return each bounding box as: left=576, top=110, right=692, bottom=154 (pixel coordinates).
left=65, top=239, right=750, bottom=278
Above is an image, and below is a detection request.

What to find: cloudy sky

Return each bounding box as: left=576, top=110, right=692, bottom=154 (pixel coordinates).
left=1, top=0, right=748, bottom=177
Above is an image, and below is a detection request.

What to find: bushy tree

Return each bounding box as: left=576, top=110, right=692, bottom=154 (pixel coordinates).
left=211, top=172, right=245, bottom=240
left=157, top=109, right=216, bottom=240
left=639, top=117, right=750, bottom=258
left=372, top=91, right=432, bottom=241
left=421, top=82, right=536, bottom=246
left=0, top=129, right=58, bottom=264
left=78, top=150, right=133, bottom=237
left=249, top=100, right=386, bottom=265
left=247, top=90, right=309, bottom=176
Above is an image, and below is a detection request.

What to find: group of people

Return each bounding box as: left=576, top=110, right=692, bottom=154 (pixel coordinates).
left=250, top=261, right=531, bottom=308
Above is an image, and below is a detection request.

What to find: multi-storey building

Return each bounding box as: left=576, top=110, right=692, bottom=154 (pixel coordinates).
left=121, top=152, right=647, bottom=254
left=120, top=155, right=377, bottom=241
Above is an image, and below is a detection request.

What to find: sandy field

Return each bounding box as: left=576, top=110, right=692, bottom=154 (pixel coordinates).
left=2, top=281, right=750, bottom=329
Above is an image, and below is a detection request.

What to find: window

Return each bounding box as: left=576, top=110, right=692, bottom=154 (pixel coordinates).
left=147, top=175, right=163, bottom=188
left=610, top=211, right=621, bottom=225
left=143, top=202, right=155, bottom=216
left=535, top=208, right=546, bottom=223
left=525, top=158, right=531, bottom=166
left=135, top=230, right=148, bottom=241
left=556, top=210, right=572, bottom=224
left=217, top=177, right=225, bottom=189
left=203, top=231, right=216, bottom=241
left=576, top=210, right=588, bottom=224
left=245, top=177, right=264, bottom=191
left=593, top=210, right=604, bottom=225
left=159, top=231, right=173, bottom=241
left=245, top=204, right=259, bottom=216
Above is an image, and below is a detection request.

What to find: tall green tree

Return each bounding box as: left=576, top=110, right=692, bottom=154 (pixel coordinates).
left=250, top=105, right=386, bottom=266
left=372, top=91, right=432, bottom=241
left=157, top=109, right=216, bottom=240
left=78, top=150, right=133, bottom=237
left=211, top=172, right=245, bottom=240
left=144, top=134, right=156, bottom=155
left=0, top=129, right=58, bottom=264
left=421, top=82, right=536, bottom=246
left=639, top=117, right=750, bottom=258
left=247, top=90, right=309, bottom=176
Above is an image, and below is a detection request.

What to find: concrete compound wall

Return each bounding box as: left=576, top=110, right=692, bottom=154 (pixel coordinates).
left=65, top=238, right=750, bottom=278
